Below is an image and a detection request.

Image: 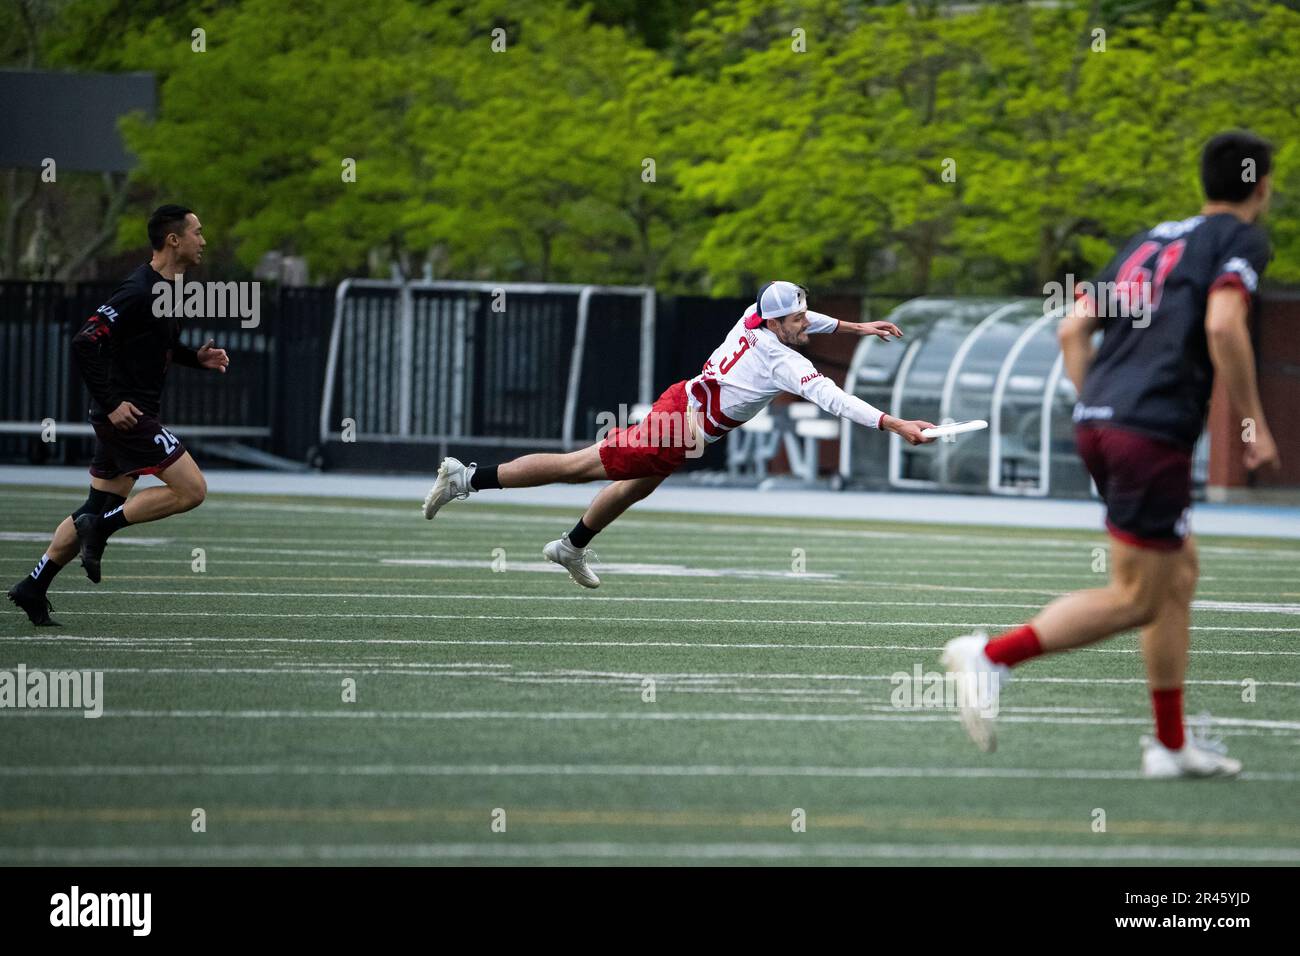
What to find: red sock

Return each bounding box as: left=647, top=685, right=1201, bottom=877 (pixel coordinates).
left=984, top=624, right=1043, bottom=667
left=1151, top=688, right=1185, bottom=750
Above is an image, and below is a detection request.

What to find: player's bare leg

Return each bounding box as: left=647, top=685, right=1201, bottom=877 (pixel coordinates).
left=8, top=474, right=135, bottom=623
left=116, top=453, right=208, bottom=523
left=542, top=476, right=667, bottom=589
left=581, top=475, right=666, bottom=531
left=423, top=445, right=607, bottom=519
left=74, top=453, right=207, bottom=583
left=44, top=511, right=92, bottom=569
left=1138, top=537, right=1197, bottom=691
left=1130, top=539, right=1233, bottom=776
left=1030, top=539, right=1168, bottom=650
left=500, top=446, right=607, bottom=486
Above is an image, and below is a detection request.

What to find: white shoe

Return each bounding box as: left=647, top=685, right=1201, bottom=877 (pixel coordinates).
left=940, top=631, right=1008, bottom=753
left=422, top=457, right=475, bottom=519
left=543, top=536, right=600, bottom=589
left=1140, top=735, right=1242, bottom=779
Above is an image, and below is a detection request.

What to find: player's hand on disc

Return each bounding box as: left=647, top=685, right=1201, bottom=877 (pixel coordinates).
left=198, top=339, right=230, bottom=373
left=109, top=401, right=143, bottom=430
left=1243, top=426, right=1281, bottom=472
left=886, top=416, right=937, bottom=446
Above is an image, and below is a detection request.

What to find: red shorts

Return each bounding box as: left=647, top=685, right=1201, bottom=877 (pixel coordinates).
left=1075, top=424, right=1192, bottom=550
left=598, top=381, right=693, bottom=480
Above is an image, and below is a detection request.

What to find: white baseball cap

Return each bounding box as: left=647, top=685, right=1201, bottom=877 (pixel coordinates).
left=746, top=280, right=808, bottom=329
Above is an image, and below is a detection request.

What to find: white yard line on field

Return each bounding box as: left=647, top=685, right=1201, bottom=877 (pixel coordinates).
left=6, top=708, right=1299, bottom=733
left=1, top=762, right=1296, bottom=783
left=36, top=589, right=1300, bottom=616
left=4, top=634, right=1298, bottom=656
left=58, top=665, right=1300, bottom=690
left=1, top=842, right=1298, bottom=863
left=24, top=609, right=1300, bottom=632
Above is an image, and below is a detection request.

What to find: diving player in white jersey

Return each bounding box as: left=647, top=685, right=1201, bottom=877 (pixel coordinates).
left=421, top=281, right=936, bottom=587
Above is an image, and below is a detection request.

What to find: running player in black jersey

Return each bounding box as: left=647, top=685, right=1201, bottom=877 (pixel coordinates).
left=7, top=205, right=230, bottom=626
left=943, top=132, right=1278, bottom=778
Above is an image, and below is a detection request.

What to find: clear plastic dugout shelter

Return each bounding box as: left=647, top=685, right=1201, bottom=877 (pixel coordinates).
left=840, top=297, right=1098, bottom=496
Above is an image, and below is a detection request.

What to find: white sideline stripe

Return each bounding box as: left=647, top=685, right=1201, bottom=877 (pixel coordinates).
left=6, top=531, right=1066, bottom=563
left=0, top=532, right=169, bottom=546
left=67, top=666, right=1300, bottom=690
left=1, top=842, right=1297, bottom=863
left=379, top=558, right=1278, bottom=582
left=8, top=709, right=1299, bottom=732
left=5, top=634, right=1298, bottom=656
left=40, top=609, right=1300, bottom=632
left=227, top=564, right=836, bottom=582
left=180, top=538, right=1273, bottom=566
left=5, top=534, right=1108, bottom=564
left=162, top=527, right=1300, bottom=558
left=1, top=763, right=1297, bottom=783
left=21, top=667, right=1119, bottom=707
left=41, top=590, right=1050, bottom=608
left=44, top=589, right=1300, bottom=617
left=0, top=559, right=495, bottom=573
left=1196, top=600, right=1300, bottom=615
left=10, top=529, right=1290, bottom=569
left=231, top=503, right=1111, bottom=546
left=0, top=579, right=1290, bottom=602
left=7, top=493, right=1300, bottom=554
left=2, top=536, right=1289, bottom=581
left=10, top=520, right=1289, bottom=572
left=209, top=498, right=1300, bottom=549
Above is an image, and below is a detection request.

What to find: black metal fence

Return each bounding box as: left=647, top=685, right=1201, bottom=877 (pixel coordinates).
left=0, top=280, right=334, bottom=467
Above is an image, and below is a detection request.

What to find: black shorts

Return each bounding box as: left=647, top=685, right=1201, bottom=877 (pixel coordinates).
left=1075, top=424, right=1192, bottom=550
left=89, top=413, right=187, bottom=480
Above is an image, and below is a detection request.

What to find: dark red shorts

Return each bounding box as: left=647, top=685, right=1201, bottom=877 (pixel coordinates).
left=89, top=414, right=187, bottom=480
left=1075, top=424, right=1192, bottom=550
left=598, top=381, right=694, bottom=480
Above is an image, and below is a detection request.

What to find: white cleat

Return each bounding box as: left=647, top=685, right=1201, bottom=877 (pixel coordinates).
left=1140, top=735, right=1242, bottom=779
left=422, top=457, right=475, bottom=519
left=543, top=536, right=601, bottom=589
left=940, top=630, right=1008, bottom=753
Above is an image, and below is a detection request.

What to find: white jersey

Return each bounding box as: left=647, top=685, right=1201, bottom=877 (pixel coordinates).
left=684, top=305, right=887, bottom=443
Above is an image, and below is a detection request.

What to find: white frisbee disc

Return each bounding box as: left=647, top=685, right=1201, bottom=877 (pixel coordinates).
left=920, top=419, right=989, bottom=439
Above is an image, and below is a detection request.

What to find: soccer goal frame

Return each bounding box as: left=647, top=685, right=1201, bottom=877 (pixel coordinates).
left=317, top=279, right=655, bottom=453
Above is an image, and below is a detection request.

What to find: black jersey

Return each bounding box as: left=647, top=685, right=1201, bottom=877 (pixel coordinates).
left=70, top=263, right=206, bottom=417
left=1074, top=212, right=1271, bottom=449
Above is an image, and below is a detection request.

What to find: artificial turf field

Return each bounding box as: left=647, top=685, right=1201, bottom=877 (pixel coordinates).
left=1, top=482, right=1297, bottom=866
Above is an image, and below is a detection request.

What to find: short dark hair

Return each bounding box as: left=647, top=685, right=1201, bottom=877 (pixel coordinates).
left=147, top=204, right=194, bottom=250
left=1201, top=132, right=1273, bottom=203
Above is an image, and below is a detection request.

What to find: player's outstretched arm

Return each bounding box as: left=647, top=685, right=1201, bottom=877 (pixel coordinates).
left=1206, top=287, right=1278, bottom=471
left=783, top=362, right=935, bottom=446
left=805, top=310, right=903, bottom=341
left=839, top=320, right=903, bottom=341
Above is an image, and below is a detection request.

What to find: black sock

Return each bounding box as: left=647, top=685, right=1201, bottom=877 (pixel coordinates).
left=100, top=503, right=131, bottom=537
left=73, top=488, right=126, bottom=525
left=29, top=553, right=63, bottom=593
left=568, top=518, right=598, bottom=549
left=470, top=465, right=501, bottom=491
